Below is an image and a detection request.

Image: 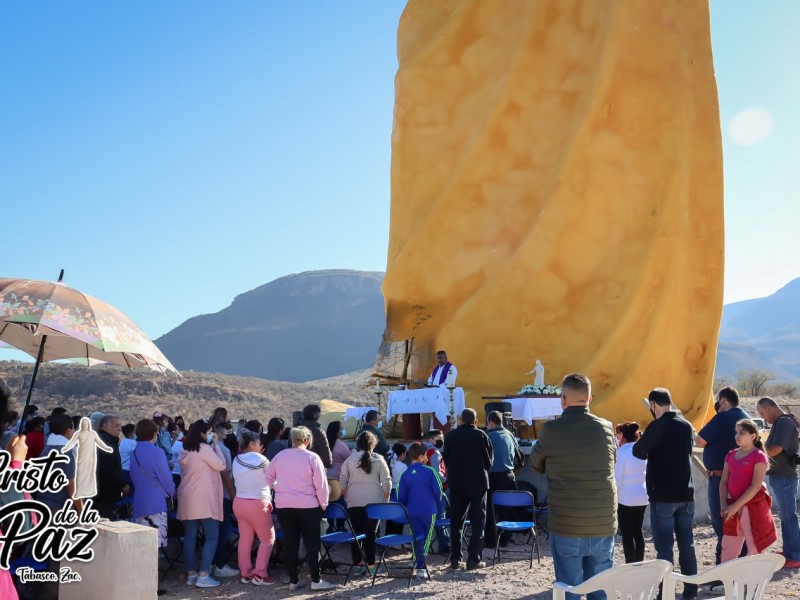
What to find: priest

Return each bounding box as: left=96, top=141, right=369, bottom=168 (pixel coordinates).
left=427, top=350, right=457, bottom=387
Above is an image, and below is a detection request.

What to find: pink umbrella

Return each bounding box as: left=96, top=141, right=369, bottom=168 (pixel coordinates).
left=0, top=270, right=178, bottom=426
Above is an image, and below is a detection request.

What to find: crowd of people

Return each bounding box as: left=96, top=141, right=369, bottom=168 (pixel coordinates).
left=1, top=372, right=798, bottom=599
left=532, top=375, right=795, bottom=600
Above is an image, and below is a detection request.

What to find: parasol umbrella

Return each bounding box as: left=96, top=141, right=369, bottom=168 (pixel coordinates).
left=0, top=271, right=178, bottom=429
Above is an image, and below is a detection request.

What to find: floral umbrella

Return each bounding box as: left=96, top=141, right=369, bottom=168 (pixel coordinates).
left=0, top=272, right=178, bottom=424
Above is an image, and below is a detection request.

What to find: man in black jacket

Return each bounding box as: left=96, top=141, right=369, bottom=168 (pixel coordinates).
left=299, top=404, right=333, bottom=469
left=94, top=414, right=128, bottom=519
left=442, top=408, right=493, bottom=570
left=633, top=388, right=698, bottom=600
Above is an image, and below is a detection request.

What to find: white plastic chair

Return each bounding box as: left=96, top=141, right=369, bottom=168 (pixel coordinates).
left=662, top=553, right=784, bottom=600
left=552, top=559, right=671, bottom=600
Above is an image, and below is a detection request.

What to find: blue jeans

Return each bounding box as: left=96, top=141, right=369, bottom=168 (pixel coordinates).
left=213, top=497, right=233, bottom=568
left=183, top=518, right=220, bottom=574
left=550, top=534, right=614, bottom=600
left=707, top=475, right=723, bottom=563
left=769, top=475, right=800, bottom=561
left=650, top=502, right=697, bottom=598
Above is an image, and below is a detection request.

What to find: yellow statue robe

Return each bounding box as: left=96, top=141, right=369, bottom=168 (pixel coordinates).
left=382, top=0, right=723, bottom=427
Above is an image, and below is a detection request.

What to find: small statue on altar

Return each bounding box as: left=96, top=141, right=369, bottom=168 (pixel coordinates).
left=527, top=359, right=545, bottom=388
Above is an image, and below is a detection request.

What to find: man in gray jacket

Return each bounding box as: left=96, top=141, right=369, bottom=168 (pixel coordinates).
left=531, top=373, right=616, bottom=600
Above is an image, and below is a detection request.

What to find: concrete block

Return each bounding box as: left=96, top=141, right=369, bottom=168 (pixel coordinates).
left=60, top=520, right=158, bottom=600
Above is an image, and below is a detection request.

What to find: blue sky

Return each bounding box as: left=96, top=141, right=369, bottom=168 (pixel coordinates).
left=1, top=1, right=798, bottom=352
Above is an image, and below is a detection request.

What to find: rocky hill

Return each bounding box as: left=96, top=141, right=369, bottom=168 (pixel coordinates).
left=155, top=270, right=386, bottom=382
left=0, top=361, right=376, bottom=426
left=717, top=277, right=800, bottom=379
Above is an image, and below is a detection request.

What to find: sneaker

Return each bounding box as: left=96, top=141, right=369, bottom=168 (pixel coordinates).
left=353, top=564, right=373, bottom=576
left=240, top=576, right=253, bottom=584
left=783, top=559, right=800, bottom=568
left=466, top=560, right=486, bottom=570
left=252, top=575, right=276, bottom=586
left=186, top=573, right=198, bottom=586
left=450, top=560, right=463, bottom=570
left=213, top=564, right=240, bottom=577
left=195, top=574, right=221, bottom=588
left=414, top=568, right=430, bottom=580
left=310, top=580, right=335, bottom=591
left=288, top=580, right=307, bottom=591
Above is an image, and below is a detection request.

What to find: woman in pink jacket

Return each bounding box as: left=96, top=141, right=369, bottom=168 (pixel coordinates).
left=265, top=426, right=334, bottom=592
left=177, top=420, right=226, bottom=589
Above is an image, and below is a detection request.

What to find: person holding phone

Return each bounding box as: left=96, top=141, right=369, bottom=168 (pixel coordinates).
left=178, top=420, right=226, bottom=588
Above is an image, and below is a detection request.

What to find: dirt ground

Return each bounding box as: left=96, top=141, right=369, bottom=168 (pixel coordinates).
left=158, top=522, right=800, bottom=599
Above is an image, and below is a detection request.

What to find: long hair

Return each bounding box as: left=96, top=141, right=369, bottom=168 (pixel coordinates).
left=326, top=421, right=341, bottom=451
left=183, top=420, right=212, bottom=453
left=174, top=416, right=187, bottom=435
left=263, top=417, right=285, bottom=449
left=736, top=419, right=765, bottom=451
left=209, top=407, right=227, bottom=427
left=356, top=430, right=377, bottom=474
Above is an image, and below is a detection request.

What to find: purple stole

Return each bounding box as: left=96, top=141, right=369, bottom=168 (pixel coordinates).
left=431, top=362, right=452, bottom=385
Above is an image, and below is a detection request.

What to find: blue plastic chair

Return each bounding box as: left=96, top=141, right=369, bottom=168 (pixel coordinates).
left=10, top=555, right=49, bottom=576
left=10, top=555, right=49, bottom=596
left=320, top=503, right=367, bottom=583
left=491, top=490, right=540, bottom=568
left=365, top=502, right=431, bottom=588
left=435, top=493, right=471, bottom=563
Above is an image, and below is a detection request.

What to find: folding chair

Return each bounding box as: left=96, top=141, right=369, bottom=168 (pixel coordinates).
left=113, top=496, right=133, bottom=522
left=491, top=490, right=540, bottom=568
left=433, top=494, right=470, bottom=564
left=662, top=553, right=784, bottom=600
left=227, top=513, right=240, bottom=553
left=159, top=510, right=184, bottom=570
left=517, top=480, right=549, bottom=539
left=554, top=559, right=671, bottom=600
left=10, top=555, right=49, bottom=597
left=365, top=502, right=430, bottom=588
left=319, top=503, right=367, bottom=583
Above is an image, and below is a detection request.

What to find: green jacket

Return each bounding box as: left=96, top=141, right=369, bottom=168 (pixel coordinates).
left=530, top=406, right=617, bottom=537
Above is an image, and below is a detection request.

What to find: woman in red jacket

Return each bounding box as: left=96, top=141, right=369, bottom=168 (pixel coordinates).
left=25, top=416, right=45, bottom=459
left=720, top=419, right=777, bottom=560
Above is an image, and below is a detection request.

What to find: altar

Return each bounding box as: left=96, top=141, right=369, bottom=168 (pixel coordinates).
left=507, top=395, right=563, bottom=425
left=386, top=387, right=466, bottom=427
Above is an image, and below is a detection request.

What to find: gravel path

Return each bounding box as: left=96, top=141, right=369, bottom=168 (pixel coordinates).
left=157, top=523, right=800, bottom=599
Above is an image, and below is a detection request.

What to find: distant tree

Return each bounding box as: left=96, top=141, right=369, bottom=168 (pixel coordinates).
left=713, top=376, right=733, bottom=393
left=768, top=381, right=799, bottom=399
left=736, top=369, right=775, bottom=396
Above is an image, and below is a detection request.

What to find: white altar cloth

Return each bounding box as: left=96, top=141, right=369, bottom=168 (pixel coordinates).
left=508, top=396, right=563, bottom=425
left=386, top=387, right=465, bottom=425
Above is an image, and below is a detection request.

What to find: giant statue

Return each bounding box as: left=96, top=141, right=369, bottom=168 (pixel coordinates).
left=381, top=0, right=723, bottom=427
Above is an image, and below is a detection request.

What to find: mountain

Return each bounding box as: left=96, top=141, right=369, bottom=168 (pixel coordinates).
left=155, top=268, right=798, bottom=383
left=0, top=361, right=373, bottom=426
left=716, top=277, right=800, bottom=380
left=155, top=270, right=386, bottom=382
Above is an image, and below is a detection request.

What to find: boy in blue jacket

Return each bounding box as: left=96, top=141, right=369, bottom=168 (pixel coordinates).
left=398, top=442, right=443, bottom=579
